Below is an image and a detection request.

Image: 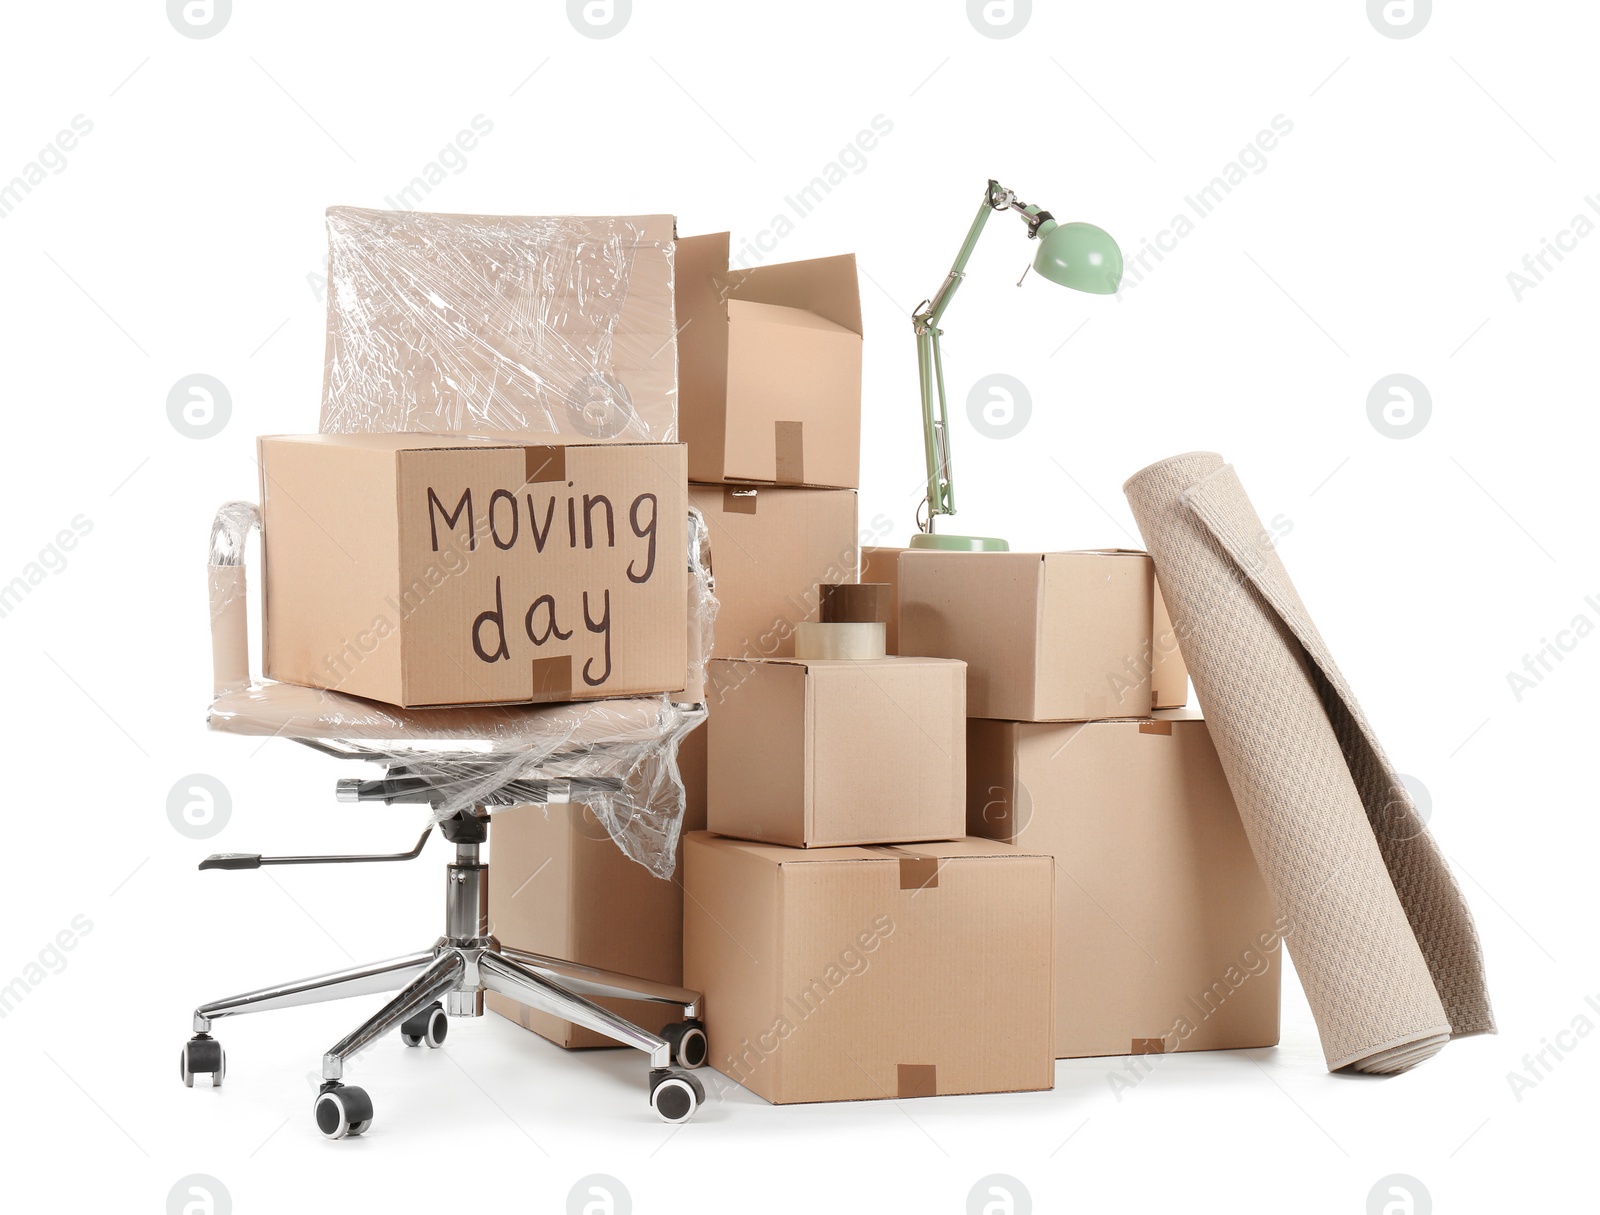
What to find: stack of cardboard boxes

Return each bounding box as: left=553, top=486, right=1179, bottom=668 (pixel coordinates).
left=487, top=234, right=873, bottom=1050
left=892, top=556, right=1283, bottom=1061
left=285, top=210, right=1285, bottom=1100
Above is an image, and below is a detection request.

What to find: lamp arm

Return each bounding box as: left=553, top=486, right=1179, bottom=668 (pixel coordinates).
left=913, top=181, right=1020, bottom=525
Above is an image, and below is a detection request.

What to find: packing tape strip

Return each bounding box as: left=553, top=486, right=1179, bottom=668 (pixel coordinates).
left=793, top=621, right=886, bottom=661
left=524, top=445, right=566, bottom=483
left=722, top=487, right=758, bottom=515
left=819, top=582, right=892, bottom=625
left=530, top=655, right=573, bottom=699
left=774, top=420, right=804, bottom=483
left=897, top=1063, right=938, bottom=1098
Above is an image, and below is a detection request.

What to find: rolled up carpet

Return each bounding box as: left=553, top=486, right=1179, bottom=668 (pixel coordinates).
left=1123, top=452, right=1494, bottom=1073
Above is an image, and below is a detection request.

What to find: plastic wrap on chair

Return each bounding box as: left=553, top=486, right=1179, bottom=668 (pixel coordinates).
left=684, top=505, right=718, bottom=705
left=319, top=207, right=678, bottom=442
left=209, top=687, right=706, bottom=878
left=208, top=502, right=259, bottom=696
left=204, top=500, right=717, bottom=878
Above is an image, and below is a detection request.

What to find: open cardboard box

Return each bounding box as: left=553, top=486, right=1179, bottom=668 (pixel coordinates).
left=676, top=233, right=862, bottom=489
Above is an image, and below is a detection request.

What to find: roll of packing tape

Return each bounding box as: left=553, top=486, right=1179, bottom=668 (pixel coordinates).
left=793, top=621, right=887, bottom=661
left=819, top=582, right=893, bottom=625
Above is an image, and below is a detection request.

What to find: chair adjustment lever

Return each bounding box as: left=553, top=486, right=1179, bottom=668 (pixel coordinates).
left=199, top=827, right=433, bottom=872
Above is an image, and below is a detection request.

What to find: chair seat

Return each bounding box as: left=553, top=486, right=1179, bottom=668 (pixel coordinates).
left=208, top=681, right=680, bottom=751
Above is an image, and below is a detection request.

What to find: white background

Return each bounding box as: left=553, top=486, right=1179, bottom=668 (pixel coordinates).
left=0, top=2, right=1592, bottom=1211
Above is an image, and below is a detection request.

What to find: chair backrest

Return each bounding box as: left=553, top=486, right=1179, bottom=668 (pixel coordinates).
left=207, top=501, right=715, bottom=707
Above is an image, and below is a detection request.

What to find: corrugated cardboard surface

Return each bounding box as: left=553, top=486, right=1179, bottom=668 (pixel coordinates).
left=967, top=710, right=1281, bottom=1059
left=1151, top=579, right=1190, bottom=709
left=859, top=546, right=906, bottom=654
left=688, top=484, right=859, bottom=663
left=676, top=232, right=862, bottom=489
left=683, top=833, right=1054, bottom=1104
left=706, top=657, right=966, bottom=847
left=487, top=801, right=701, bottom=1049
left=898, top=550, right=1154, bottom=721
left=259, top=432, right=688, bottom=707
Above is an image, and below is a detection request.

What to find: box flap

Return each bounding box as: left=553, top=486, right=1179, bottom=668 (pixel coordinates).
left=726, top=298, right=858, bottom=336
left=725, top=250, right=863, bottom=336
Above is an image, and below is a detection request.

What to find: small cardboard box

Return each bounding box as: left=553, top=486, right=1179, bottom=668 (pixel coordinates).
left=676, top=233, right=862, bottom=489
left=898, top=550, right=1154, bottom=721
left=689, top=484, right=860, bottom=663
left=683, top=833, right=1055, bottom=1104
left=487, top=800, right=701, bottom=1049
left=259, top=433, right=688, bottom=708
left=859, top=545, right=907, bottom=655
left=1151, top=579, right=1189, bottom=709
left=967, top=710, right=1281, bottom=1059
left=707, top=656, right=966, bottom=848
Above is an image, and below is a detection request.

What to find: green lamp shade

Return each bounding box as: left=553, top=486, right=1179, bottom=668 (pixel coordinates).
left=1033, top=219, right=1123, bottom=294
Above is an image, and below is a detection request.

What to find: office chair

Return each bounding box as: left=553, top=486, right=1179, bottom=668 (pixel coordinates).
left=182, top=502, right=715, bottom=1137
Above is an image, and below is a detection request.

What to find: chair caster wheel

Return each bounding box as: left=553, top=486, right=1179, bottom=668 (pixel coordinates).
left=662, top=1018, right=708, bottom=1069
left=400, top=1001, right=448, bottom=1048
left=649, top=1068, right=704, bottom=1124
left=315, top=1083, right=373, bottom=1139
left=180, top=1035, right=225, bottom=1088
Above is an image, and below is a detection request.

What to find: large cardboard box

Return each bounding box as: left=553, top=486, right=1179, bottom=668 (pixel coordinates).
left=676, top=233, right=862, bottom=489
left=487, top=800, right=702, bottom=1049
left=707, top=656, right=966, bottom=848
left=683, top=833, right=1055, bottom=1104
left=967, top=710, right=1281, bottom=1059
left=321, top=208, right=678, bottom=443
left=259, top=433, right=688, bottom=708
left=1151, top=579, right=1189, bottom=709
left=898, top=550, right=1154, bottom=721
left=689, top=484, right=860, bottom=663
left=859, top=545, right=907, bottom=655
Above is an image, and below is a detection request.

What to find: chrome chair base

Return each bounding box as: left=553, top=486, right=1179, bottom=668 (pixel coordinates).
left=182, top=826, right=708, bottom=1135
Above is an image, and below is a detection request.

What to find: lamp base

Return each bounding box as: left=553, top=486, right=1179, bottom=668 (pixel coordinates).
left=908, top=532, right=1010, bottom=552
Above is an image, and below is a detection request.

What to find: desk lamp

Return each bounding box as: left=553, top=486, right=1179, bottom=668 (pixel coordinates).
left=910, top=179, right=1123, bottom=551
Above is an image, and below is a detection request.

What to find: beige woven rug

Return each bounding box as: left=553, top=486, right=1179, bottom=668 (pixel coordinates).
left=1123, top=452, right=1494, bottom=1072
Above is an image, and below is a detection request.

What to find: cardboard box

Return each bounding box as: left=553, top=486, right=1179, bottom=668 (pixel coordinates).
left=676, top=233, right=862, bottom=489
left=967, top=710, right=1281, bottom=1059
left=679, top=717, right=709, bottom=829
left=683, top=833, right=1054, bottom=1104
left=859, top=545, right=906, bottom=654
left=259, top=433, right=688, bottom=708
left=898, top=550, right=1154, bottom=721
left=321, top=208, right=678, bottom=443
left=689, top=484, right=859, bottom=663
left=707, top=656, right=966, bottom=848
left=1151, top=579, right=1189, bottom=709
left=487, top=800, right=702, bottom=1049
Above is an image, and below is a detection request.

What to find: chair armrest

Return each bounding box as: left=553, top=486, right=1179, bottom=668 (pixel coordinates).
left=208, top=501, right=261, bottom=697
